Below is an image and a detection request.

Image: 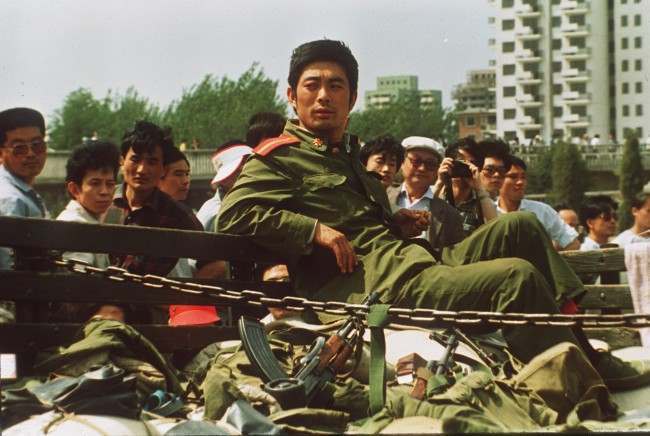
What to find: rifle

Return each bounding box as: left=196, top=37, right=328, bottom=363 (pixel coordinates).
left=238, top=292, right=379, bottom=409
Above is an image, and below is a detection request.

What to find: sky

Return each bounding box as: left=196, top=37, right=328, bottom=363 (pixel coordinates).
left=1, top=0, right=494, bottom=123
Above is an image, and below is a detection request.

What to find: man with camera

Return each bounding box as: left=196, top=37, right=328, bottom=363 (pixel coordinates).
left=432, top=137, right=497, bottom=237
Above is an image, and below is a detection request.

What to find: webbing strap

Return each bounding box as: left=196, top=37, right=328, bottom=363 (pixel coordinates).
left=368, top=304, right=390, bottom=415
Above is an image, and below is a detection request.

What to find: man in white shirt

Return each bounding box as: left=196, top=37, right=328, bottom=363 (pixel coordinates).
left=497, top=156, right=580, bottom=250
left=578, top=196, right=619, bottom=251
left=57, top=140, right=124, bottom=321
left=613, top=192, right=650, bottom=247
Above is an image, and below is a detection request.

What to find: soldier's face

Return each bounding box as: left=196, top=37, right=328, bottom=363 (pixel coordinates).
left=287, top=61, right=356, bottom=142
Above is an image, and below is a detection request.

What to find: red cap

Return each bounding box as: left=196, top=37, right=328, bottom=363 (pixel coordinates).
left=169, top=305, right=220, bottom=326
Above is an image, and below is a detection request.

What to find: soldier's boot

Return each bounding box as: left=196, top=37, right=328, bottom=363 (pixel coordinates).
left=593, top=351, right=650, bottom=391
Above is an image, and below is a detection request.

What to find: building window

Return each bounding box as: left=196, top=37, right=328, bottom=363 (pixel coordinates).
left=502, top=19, right=515, bottom=30
left=554, top=84, right=563, bottom=95
left=554, top=107, right=563, bottom=118
left=503, top=86, right=516, bottom=97
left=466, top=116, right=476, bottom=126
left=635, top=36, right=642, bottom=48
left=622, top=37, right=629, bottom=49
left=502, top=0, right=514, bottom=7
left=504, top=109, right=516, bottom=120
left=553, top=38, right=561, bottom=49
left=637, top=127, right=644, bottom=137
left=502, top=42, right=515, bottom=53
left=623, top=82, right=630, bottom=94
left=622, top=60, right=629, bottom=71
left=552, top=16, right=561, bottom=27
left=503, top=64, right=515, bottom=75
left=623, top=105, right=630, bottom=117
left=636, top=82, right=643, bottom=93
left=634, top=14, right=642, bottom=26
left=553, top=61, right=562, bottom=72
left=621, top=15, right=628, bottom=26
left=636, top=104, right=643, bottom=116
left=622, top=0, right=627, bottom=3
left=636, top=59, right=643, bottom=70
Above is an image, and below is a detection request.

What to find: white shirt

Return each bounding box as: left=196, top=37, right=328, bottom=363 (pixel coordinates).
left=613, top=229, right=650, bottom=248
left=496, top=198, right=578, bottom=248
left=395, top=183, right=434, bottom=240
left=56, top=200, right=110, bottom=268
left=580, top=236, right=601, bottom=252
left=197, top=192, right=222, bottom=231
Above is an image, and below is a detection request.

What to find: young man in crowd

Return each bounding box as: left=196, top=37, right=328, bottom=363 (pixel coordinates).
left=497, top=156, right=580, bottom=251
left=433, top=137, right=497, bottom=236
left=478, top=139, right=512, bottom=200
left=0, top=108, right=49, bottom=271
left=359, top=134, right=403, bottom=188
left=579, top=196, right=619, bottom=251
left=386, top=136, right=464, bottom=252
left=109, top=120, right=218, bottom=324
left=159, top=146, right=191, bottom=202
left=613, top=192, right=650, bottom=247
left=246, top=112, right=286, bottom=148
left=217, top=39, right=650, bottom=387
left=57, top=140, right=125, bottom=322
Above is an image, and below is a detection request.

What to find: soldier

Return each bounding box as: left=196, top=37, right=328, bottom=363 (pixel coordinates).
left=217, top=39, right=650, bottom=389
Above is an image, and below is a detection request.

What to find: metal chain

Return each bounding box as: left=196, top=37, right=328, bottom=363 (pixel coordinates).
left=54, top=258, right=650, bottom=329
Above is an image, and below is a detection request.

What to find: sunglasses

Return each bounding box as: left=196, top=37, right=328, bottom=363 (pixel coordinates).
left=481, top=165, right=507, bottom=176
left=599, top=212, right=618, bottom=221
left=5, top=139, right=47, bottom=156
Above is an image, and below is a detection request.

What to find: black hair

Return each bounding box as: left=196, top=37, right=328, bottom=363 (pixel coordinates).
left=478, top=139, right=512, bottom=171
left=288, top=39, right=359, bottom=100
left=65, top=140, right=121, bottom=186
left=445, top=137, right=485, bottom=167
left=359, top=135, right=404, bottom=168
left=165, top=146, right=190, bottom=168
left=579, top=195, right=618, bottom=229
left=554, top=203, right=574, bottom=212
left=631, top=192, right=650, bottom=209
left=121, top=120, right=175, bottom=165
left=508, top=155, right=527, bottom=171
left=246, top=112, right=286, bottom=147
left=0, top=107, right=45, bottom=145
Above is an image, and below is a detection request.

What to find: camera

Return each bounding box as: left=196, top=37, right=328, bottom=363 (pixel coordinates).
left=450, top=160, right=472, bottom=178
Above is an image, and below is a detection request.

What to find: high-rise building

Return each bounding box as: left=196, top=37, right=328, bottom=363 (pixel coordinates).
left=489, top=0, right=649, bottom=144
left=615, top=0, right=650, bottom=140
left=452, top=69, right=497, bottom=139
left=365, top=75, right=442, bottom=111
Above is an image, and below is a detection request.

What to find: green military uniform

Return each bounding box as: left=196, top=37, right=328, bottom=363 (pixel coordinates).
left=217, top=121, right=582, bottom=362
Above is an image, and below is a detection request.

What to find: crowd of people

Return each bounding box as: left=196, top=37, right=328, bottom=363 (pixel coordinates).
left=2, top=39, right=650, bottom=421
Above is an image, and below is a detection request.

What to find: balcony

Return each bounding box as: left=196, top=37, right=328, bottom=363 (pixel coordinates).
left=515, top=49, right=542, bottom=62
left=515, top=3, right=541, bottom=17
left=561, top=23, right=590, bottom=36
left=516, top=94, right=543, bottom=107
left=562, top=46, right=591, bottom=59
left=563, top=114, right=591, bottom=127
left=517, top=71, right=543, bottom=84
left=563, top=92, right=591, bottom=104
left=560, top=1, right=589, bottom=15
left=563, top=69, right=590, bottom=82
left=516, top=26, right=542, bottom=40
left=517, top=116, right=542, bottom=129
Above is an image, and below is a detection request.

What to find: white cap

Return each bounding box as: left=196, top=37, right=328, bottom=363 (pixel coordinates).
left=401, top=136, right=445, bottom=156
left=211, top=144, right=253, bottom=187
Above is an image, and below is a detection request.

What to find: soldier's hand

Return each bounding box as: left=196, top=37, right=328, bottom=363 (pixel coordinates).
left=393, top=209, right=430, bottom=238
left=314, top=223, right=358, bottom=273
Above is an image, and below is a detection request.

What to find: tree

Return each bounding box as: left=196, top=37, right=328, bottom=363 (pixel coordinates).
left=348, top=94, right=452, bottom=144
left=618, top=135, right=645, bottom=231
left=49, top=87, right=161, bottom=149
left=526, top=146, right=554, bottom=195
left=549, top=141, right=588, bottom=210
left=162, top=64, right=286, bottom=147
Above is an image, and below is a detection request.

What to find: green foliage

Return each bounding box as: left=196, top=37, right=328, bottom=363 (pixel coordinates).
left=526, top=146, right=554, bottom=195
left=618, top=135, right=645, bottom=230
left=348, top=94, right=452, bottom=143
left=162, top=64, right=286, bottom=147
left=549, top=141, right=588, bottom=210
left=49, top=64, right=285, bottom=150
left=49, top=88, right=161, bottom=149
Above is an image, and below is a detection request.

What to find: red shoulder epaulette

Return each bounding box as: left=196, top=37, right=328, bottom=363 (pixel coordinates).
left=254, top=134, right=300, bottom=156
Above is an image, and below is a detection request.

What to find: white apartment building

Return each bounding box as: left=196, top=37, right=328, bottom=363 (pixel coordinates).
left=490, top=0, right=648, bottom=144
left=615, top=0, right=650, bottom=140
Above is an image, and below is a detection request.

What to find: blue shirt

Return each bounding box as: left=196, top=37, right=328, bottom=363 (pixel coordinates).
left=0, top=165, right=49, bottom=269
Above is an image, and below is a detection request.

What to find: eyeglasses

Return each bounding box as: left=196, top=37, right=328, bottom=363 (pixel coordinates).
left=599, top=212, right=618, bottom=222
left=4, top=139, right=47, bottom=156
left=481, top=165, right=507, bottom=177
left=407, top=156, right=438, bottom=171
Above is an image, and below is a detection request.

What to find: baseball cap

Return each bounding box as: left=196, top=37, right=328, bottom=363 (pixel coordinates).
left=401, top=136, right=445, bottom=155
left=169, top=305, right=220, bottom=326
left=211, top=144, right=253, bottom=187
